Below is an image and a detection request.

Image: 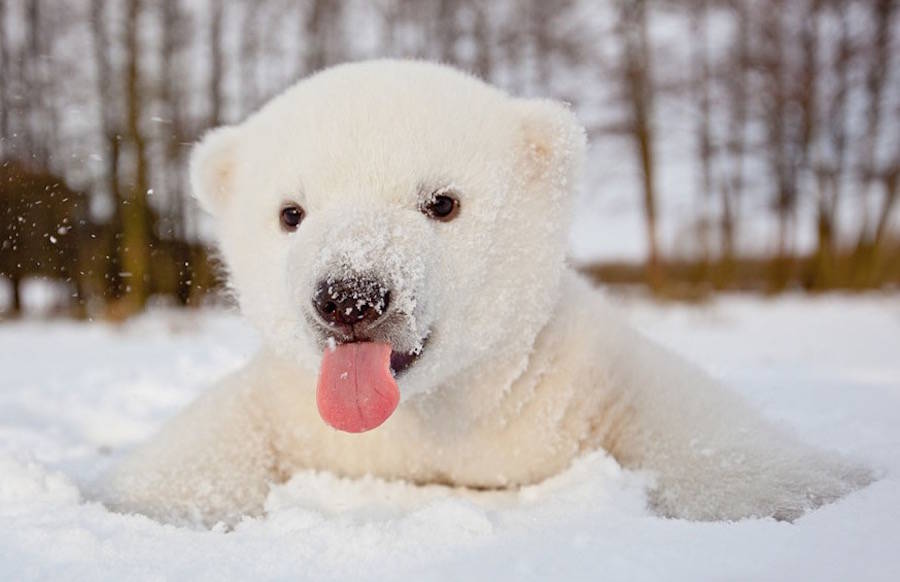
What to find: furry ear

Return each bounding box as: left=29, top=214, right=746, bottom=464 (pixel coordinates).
left=190, top=125, right=242, bottom=214
left=514, top=99, right=586, bottom=195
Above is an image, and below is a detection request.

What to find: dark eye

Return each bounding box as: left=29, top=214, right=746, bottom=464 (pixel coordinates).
left=280, top=204, right=305, bottom=231
left=422, top=192, right=460, bottom=222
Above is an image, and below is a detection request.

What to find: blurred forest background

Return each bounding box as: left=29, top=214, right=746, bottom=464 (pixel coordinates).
left=0, top=0, right=898, bottom=319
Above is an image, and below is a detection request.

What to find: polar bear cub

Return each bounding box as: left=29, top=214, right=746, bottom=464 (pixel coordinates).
left=98, top=60, right=871, bottom=526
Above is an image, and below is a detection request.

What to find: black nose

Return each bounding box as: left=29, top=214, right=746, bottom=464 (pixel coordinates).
left=313, top=277, right=391, bottom=327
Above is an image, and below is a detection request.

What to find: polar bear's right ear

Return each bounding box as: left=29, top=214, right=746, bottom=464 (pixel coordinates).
left=513, top=99, right=587, bottom=195
left=190, top=125, right=242, bottom=214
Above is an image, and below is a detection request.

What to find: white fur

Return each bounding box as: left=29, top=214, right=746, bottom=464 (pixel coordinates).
left=98, top=60, right=871, bottom=527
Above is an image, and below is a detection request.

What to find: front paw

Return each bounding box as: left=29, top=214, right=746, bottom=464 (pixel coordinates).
left=649, top=454, right=875, bottom=522
left=92, top=469, right=264, bottom=528
left=764, top=457, right=875, bottom=522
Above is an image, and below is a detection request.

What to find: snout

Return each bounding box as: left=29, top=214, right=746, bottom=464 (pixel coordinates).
left=293, top=206, right=435, bottom=376
left=308, top=274, right=428, bottom=377
left=312, top=277, right=391, bottom=329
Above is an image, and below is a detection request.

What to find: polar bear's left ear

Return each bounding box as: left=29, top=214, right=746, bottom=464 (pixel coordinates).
left=190, top=125, right=242, bottom=214
left=514, top=99, right=586, bottom=195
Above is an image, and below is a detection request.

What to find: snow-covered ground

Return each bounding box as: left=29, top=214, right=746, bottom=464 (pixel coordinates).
left=1, top=293, right=898, bottom=581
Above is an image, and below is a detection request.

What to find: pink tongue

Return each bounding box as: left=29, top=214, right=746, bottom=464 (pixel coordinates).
left=316, top=342, right=400, bottom=433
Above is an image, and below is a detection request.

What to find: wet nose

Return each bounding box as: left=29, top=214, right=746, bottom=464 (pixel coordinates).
left=313, top=277, right=391, bottom=327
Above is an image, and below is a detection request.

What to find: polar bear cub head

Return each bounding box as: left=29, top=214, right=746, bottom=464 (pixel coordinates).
left=191, top=60, right=585, bottom=430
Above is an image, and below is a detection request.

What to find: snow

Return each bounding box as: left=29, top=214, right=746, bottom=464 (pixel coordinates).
left=1, top=295, right=899, bottom=581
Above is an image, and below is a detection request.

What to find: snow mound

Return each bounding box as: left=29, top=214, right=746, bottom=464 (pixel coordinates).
left=0, top=454, right=80, bottom=507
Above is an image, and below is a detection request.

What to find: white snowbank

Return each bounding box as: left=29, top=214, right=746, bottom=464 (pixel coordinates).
left=1, top=295, right=898, bottom=581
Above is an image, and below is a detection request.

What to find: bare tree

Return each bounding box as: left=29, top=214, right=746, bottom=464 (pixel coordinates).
left=717, top=0, right=751, bottom=282
left=860, top=0, right=898, bottom=258
left=302, top=0, right=343, bottom=74
left=435, top=0, right=459, bottom=63
left=468, top=2, right=493, bottom=80
left=754, top=1, right=802, bottom=287
left=241, top=0, right=262, bottom=113
left=160, top=0, right=194, bottom=304
left=616, top=0, right=662, bottom=288
left=872, top=149, right=899, bottom=251
left=0, top=0, right=9, bottom=158
left=529, top=0, right=556, bottom=87
left=23, top=0, right=46, bottom=166
left=688, top=0, right=714, bottom=265
left=90, top=0, right=125, bottom=300
left=811, top=1, right=850, bottom=288
left=119, top=0, right=153, bottom=312
left=208, top=0, right=225, bottom=127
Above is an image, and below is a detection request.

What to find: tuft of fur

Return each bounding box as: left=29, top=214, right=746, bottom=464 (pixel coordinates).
left=97, top=60, right=872, bottom=527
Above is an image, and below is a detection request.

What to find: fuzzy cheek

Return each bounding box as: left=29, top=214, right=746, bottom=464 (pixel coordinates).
left=217, top=219, right=299, bottom=345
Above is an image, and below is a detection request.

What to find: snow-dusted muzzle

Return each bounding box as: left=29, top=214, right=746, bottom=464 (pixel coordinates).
left=286, top=207, right=437, bottom=432
left=293, top=208, right=434, bottom=355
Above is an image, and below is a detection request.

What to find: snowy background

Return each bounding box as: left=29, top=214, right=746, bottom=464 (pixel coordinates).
left=1, top=295, right=898, bottom=580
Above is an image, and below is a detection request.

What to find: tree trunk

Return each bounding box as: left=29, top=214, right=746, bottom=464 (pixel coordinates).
left=25, top=0, right=46, bottom=166
left=90, top=0, right=126, bottom=300
left=306, top=0, right=327, bottom=73
left=209, top=0, right=224, bottom=127
left=619, top=0, right=661, bottom=290
left=758, top=3, right=794, bottom=291
left=162, top=0, right=191, bottom=306
left=119, top=0, right=152, bottom=313
left=0, top=0, right=9, bottom=157
left=854, top=0, right=894, bottom=253
left=241, top=1, right=260, bottom=112
left=873, top=168, right=898, bottom=251
left=436, top=0, right=457, bottom=64
left=690, top=0, right=713, bottom=267
left=812, top=183, right=835, bottom=290
left=471, top=3, right=492, bottom=81
left=10, top=272, right=22, bottom=315
left=812, top=3, right=850, bottom=290
left=716, top=0, right=750, bottom=288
